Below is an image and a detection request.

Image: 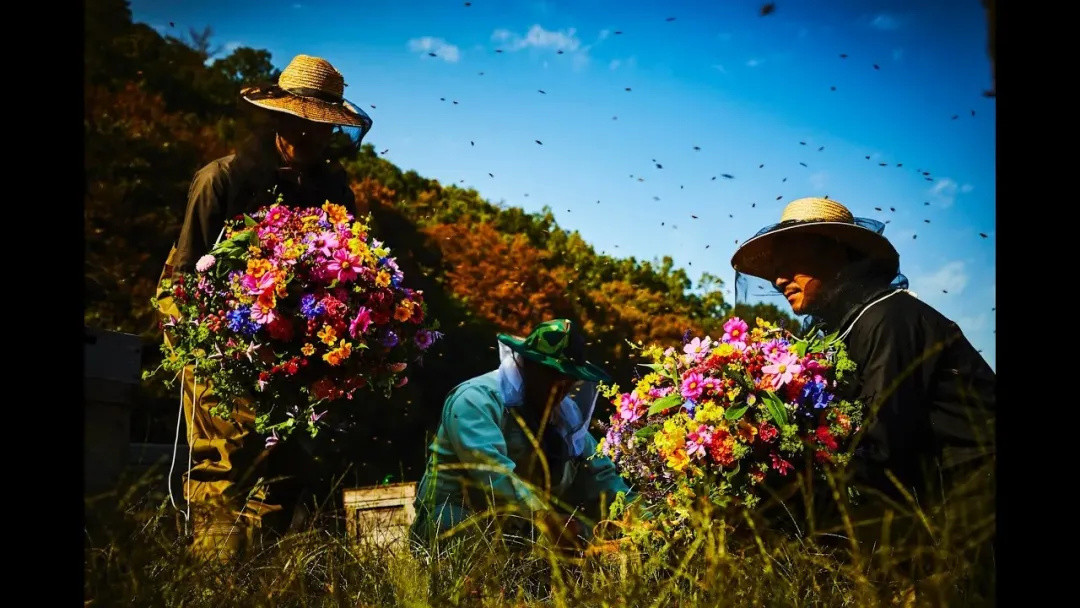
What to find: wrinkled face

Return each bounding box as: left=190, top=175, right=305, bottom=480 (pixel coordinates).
left=275, top=113, right=334, bottom=167
left=769, top=233, right=850, bottom=315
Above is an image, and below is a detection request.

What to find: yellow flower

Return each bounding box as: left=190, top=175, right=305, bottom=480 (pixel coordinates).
left=246, top=258, right=272, bottom=278
left=247, top=245, right=262, bottom=257
left=301, top=343, right=315, bottom=356
left=337, top=339, right=353, bottom=359
left=666, top=447, right=690, bottom=472
left=695, top=400, right=723, bottom=425
left=714, top=343, right=735, bottom=358
left=375, top=270, right=391, bottom=288
left=318, top=325, right=337, bottom=345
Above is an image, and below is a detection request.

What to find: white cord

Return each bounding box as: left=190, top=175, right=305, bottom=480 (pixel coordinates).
left=167, top=368, right=183, bottom=512
left=837, top=289, right=908, bottom=342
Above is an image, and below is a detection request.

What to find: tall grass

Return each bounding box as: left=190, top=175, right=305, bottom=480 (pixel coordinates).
left=84, top=454, right=993, bottom=608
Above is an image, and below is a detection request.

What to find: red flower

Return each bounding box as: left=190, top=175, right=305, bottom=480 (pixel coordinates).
left=267, top=317, right=294, bottom=342
left=770, top=452, right=794, bottom=476
left=759, top=423, right=779, bottom=443
left=311, top=378, right=338, bottom=401
left=258, top=371, right=270, bottom=382
left=815, top=450, right=832, bottom=464
left=285, top=360, right=299, bottom=375
left=815, top=425, right=838, bottom=451
left=707, top=429, right=738, bottom=467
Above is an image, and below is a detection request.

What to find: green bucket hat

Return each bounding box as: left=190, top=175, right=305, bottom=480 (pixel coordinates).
left=497, top=319, right=612, bottom=383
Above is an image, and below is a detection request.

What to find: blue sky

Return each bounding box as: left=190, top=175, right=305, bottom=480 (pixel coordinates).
left=130, top=0, right=997, bottom=368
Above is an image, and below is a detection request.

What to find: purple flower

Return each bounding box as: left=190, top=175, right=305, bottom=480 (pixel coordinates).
left=300, top=294, right=325, bottom=319
left=265, top=432, right=280, bottom=449
left=381, top=330, right=399, bottom=348
left=415, top=329, right=436, bottom=350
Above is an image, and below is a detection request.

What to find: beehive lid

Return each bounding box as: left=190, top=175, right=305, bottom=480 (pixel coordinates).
left=343, top=482, right=416, bottom=508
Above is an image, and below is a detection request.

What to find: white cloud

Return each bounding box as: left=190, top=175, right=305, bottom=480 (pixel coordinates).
left=408, top=37, right=461, bottom=62
left=746, top=58, right=762, bottom=67
left=598, top=28, right=611, bottom=41
left=494, top=24, right=581, bottom=52
left=892, top=48, right=904, bottom=61
left=809, top=171, right=828, bottom=191
left=224, top=41, right=243, bottom=52
left=961, top=183, right=974, bottom=193
left=711, top=63, right=727, bottom=73
left=929, top=178, right=960, bottom=208
left=292, top=3, right=303, bottom=8
left=491, top=25, right=590, bottom=70
left=871, top=14, right=900, bottom=30
left=915, top=261, right=969, bottom=296
left=609, top=59, right=621, bottom=70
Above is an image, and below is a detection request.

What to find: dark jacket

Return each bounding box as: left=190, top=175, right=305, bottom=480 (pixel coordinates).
left=825, top=286, right=996, bottom=501
left=171, top=134, right=356, bottom=272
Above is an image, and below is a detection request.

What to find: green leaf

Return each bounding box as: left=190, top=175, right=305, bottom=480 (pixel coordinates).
left=764, top=392, right=789, bottom=427
left=634, top=425, right=659, bottom=441
left=723, top=461, right=741, bottom=481
left=792, top=340, right=808, bottom=357
left=647, top=394, right=683, bottom=416
left=243, top=214, right=257, bottom=228
left=724, top=404, right=749, bottom=421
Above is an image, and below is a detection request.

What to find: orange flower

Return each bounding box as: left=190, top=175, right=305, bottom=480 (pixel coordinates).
left=301, top=343, right=315, bottom=356
left=394, top=301, right=413, bottom=322
left=246, top=258, right=272, bottom=278
left=737, top=420, right=758, bottom=444
left=322, top=202, right=349, bottom=225
left=375, top=270, right=391, bottom=288
left=318, top=325, right=337, bottom=345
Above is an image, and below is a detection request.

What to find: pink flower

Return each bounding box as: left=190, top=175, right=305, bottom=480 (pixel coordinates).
left=250, top=298, right=277, bottom=325
left=389, top=361, right=408, bottom=373
left=395, top=376, right=409, bottom=388
left=761, top=352, right=802, bottom=389
left=241, top=271, right=276, bottom=296
left=195, top=255, right=216, bottom=273
left=311, top=231, right=340, bottom=257
left=683, top=336, right=713, bottom=360
left=349, top=307, right=373, bottom=337
left=722, top=318, right=749, bottom=345
left=681, top=371, right=705, bottom=401
left=617, top=392, right=645, bottom=422
left=770, top=452, right=794, bottom=476
left=686, top=425, right=713, bottom=459
left=326, top=249, right=361, bottom=283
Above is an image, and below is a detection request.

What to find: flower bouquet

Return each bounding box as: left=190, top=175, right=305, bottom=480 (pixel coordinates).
left=598, top=316, right=864, bottom=519
left=149, top=202, right=441, bottom=442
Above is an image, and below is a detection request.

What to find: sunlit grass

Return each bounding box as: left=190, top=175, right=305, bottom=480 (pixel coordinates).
left=85, top=454, right=993, bottom=607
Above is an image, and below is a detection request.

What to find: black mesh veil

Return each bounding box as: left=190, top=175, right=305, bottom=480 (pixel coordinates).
left=733, top=217, right=909, bottom=336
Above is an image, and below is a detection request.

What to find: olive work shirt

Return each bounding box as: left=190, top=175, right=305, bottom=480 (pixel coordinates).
left=171, top=151, right=355, bottom=272
left=831, top=288, right=996, bottom=500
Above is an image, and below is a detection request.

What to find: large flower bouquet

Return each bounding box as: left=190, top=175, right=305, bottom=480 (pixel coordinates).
left=598, top=316, right=863, bottom=518
left=150, top=202, right=441, bottom=442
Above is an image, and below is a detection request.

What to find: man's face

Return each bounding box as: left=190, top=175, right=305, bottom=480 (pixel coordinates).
left=276, top=113, right=334, bottom=167
left=769, top=234, right=849, bottom=315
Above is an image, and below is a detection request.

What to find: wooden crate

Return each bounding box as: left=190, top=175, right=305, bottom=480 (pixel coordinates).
left=343, top=483, right=416, bottom=550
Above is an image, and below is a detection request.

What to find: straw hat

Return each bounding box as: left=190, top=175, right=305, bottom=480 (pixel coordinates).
left=730, top=197, right=899, bottom=280
left=241, top=54, right=372, bottom=130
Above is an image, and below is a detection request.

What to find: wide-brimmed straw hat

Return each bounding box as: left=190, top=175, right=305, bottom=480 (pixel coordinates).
left=731, top=197, right=899, bottom=280
left=497, top=319, right=611, bottom=383
left=241, top=54, right=372, bottom=135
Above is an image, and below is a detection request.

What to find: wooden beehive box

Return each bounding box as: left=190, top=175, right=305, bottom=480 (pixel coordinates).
left=343, top=483, right=416, bottom=550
